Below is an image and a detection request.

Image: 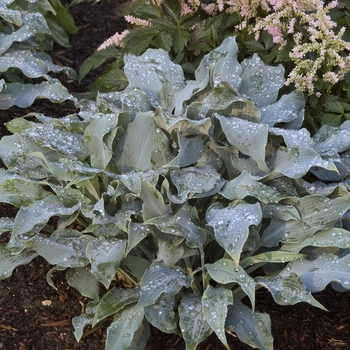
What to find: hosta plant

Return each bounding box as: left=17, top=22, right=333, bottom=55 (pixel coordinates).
left=2, top=37, right=350, bottom=350
left=0, top=0, right=77, bottom=109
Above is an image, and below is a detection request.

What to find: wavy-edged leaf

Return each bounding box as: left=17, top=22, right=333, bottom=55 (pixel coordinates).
left=147, top=204, right=207, bottom=251
left=84, top=113, right=120, bottom=169
left=73, top=301, right=99, bottom=342
left=93, top=287, right=140, bottom=327
left=0, top=79, right=73, bottom=109
left=206, top=202, right=262, bottom=264
left=206, top=258, right=255, bottom=310
left=0, top=169, right=51, bottom=207
left=144, top=293, right=178, bottom=334
left=136, top=261, right=191, bottom=309
left=260, top=91, right=305, bottom=128
left=179, top=294, right=212, bottom=350
left=282, top=227, right=350, bottom=252
left=215, top=114, right=269, bottom=172
left=221, top=170, right=290, bottom=204
left=124, top=48, right=185, bottom=111
left=11, top=196, right=80, bottom=240
left=24, top=230, right=91, bottom=268
left=86, top=237, right=127, bottom=289
left=256, top=273, right=327, bottom=310
left=202, top=286, right=233, bottom=349
left=281, top=254, right=350, bottom=292
left=240, top=53, right=284, bottom=108
left=225, top=298, right=273, bottom=350
left=66, top=267, right=100, bottom=301
left=0, top=243, right=38, bottom=279
left=106, top=307, right=144, bottom=350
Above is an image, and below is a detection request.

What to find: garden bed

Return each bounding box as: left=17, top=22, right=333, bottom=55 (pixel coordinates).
left=0, top=1, right=350, bottom=349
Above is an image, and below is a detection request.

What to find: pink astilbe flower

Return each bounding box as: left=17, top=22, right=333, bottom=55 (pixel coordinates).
left=201, top=3, right=218, bottom=15
left=181, top=2, right=193, bottom=16
left=125, top=15, right=152, bottom=27
left=97, top=30, right=130, bottom=50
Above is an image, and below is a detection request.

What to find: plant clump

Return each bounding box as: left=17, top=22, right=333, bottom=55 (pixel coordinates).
left=1, top=37, right=350, bottom=350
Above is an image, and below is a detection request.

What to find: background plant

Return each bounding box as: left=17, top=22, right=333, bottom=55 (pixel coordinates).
left=81, top=0, right=350, bottom=132
left=1, top=38, right=350, bottom=350
left=0, top=0, right=78, bottom=109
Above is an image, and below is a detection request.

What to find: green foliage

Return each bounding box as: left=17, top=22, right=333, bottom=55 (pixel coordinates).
left=0, top=0, right=78, bottom=109
left=1, top=38, right=350, bottom=349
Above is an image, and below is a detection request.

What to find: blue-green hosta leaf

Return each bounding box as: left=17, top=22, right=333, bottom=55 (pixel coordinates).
left=283, top=195, right=350, bottom=244
left=66, top=267, right=100, bottom=301
left=199, top=36, right=242, bottom=90
left=206, top=258, right=255, bottom=310
left=93, top=287, right=140, bottom=326
left=126, top=222, right=153, bottom=255
left=144, top=293, right=178, bottom=334
left=121, top=256, right=151, bottom=281
left=106, top=307, right=144, bottom=350
left=261, top=204, right=300, bottom=221
left=83, top=113, right=120, bottom=169
left=0, top=79, right=73, bottom=109
left=46, top=265, right=67, bottom=289
left=147, top=204, right=207, bottom=251
left=11, top=196, right=81, bottom=240
left=281, top=253, right=350, bottom=292
left=0, top=170, right=51, bottom=207
left=136, top=261, right=191, bottom=309
left=156, top=241, right=187, bottom=268
left=240, top=251, right=305, bottom=269
left=267, top=146, right=338, bottom=179
left=116, top=112, right=163, bottom=172
left=255, top=273, right=327, bottom=310
left=73, top=301, right=99, bottom=342
left=164, top=132, right=204, bottom=168
left=169, top=166, right=224, bottom=203
left=282, top=228, right=350, bottom=252
left=150, top=126, right=174, bottom=167
left=221, top=171, right=290, bottom=204
left=23, top=230, right=92, bottom=268
left=260, top=91, right=305, bottom=128
left=139, top=179, right=171, bottom=221
left=215, top=114, right=269, bottom=172
left=0, top=243, right=38, bottom=279
left=0, top=6, right=21, bottom=25
left=240, top=54, right=284, bottom=108
left=124, top=48, right=185, bottom=111
left=269, top=127, right=313, bottom=150
left=313, top=121, right=350, bottom=154
left=86, top=237, right=127, bottom=289
left=179, top=294, right=213, bottom=350
left=0, top=12, right=50, bottom=55
left=0, top=217, right=14, bottom=235
left=125, top=319, right=150, bottom=350
left=206, top=202, right=262, bottom=264
left=0, top=49, right=77, bottom=79
left=25, top=122, right=88, bottom=160
left=225, top=298, right=273, bottom=350
left=202, top=286, right=233, bottom=349
left=153, top=107, right=212, bottom=136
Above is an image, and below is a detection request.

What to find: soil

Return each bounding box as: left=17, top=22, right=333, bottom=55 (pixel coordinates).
left=0, top=1, right=350, bottom=349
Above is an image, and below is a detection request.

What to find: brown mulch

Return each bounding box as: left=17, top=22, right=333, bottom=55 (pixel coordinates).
left=0, top=1, right=350, bottom=349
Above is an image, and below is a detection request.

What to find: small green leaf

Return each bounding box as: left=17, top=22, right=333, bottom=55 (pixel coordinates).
left=225, top=298, right=273, bottom=350
left=93, top=287, right=140, bottom=326
left=66, top=267, right=100, bottom=301
left=325, top=100, right=344, bottom=114
left=136, top=261, right=191, bottom=309
left=202, top=286, right=233, bottom=349
left=0, top=243, right=38, bottom=279
left=144, top=293, right=178, bottom=334
left=106, top=307, right=144, bottom=350
left=256, top=273, right=327, bottom=310
left=86, top=237, right=127, bottom=289
left=206, top=258, right=255, bottom=310
left=206, top=202, right=262, bottom=264
left=179, top=294, right=212, bottom=350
